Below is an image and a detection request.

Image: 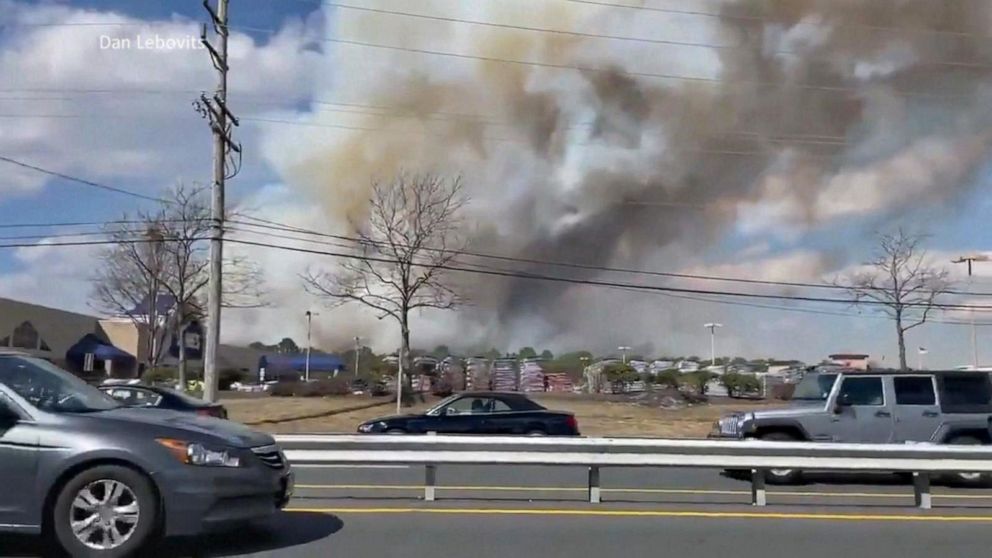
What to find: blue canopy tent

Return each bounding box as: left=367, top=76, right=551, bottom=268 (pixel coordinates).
left=66, top=334, right=137, bottom=377
left=258, top=353, right=346, bottom=382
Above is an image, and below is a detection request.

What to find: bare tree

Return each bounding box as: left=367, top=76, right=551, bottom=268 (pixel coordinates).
left=92, top=222, right=170, bottom=372
left=93, top=184, right=266, bottom=388
left=303, top=172, right=468, bottom=405
left=837, top=229, right=950, bottom=370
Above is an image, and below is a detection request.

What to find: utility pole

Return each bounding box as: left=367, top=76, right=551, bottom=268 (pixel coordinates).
left=953, top=255, right=989, bottom=369
left=198, top=0, right=240, bottom=402
left=704, top=323, right=723, bottom=366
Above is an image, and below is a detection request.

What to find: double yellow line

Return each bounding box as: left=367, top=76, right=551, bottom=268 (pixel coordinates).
left=286, top=507, right=992, bottom=522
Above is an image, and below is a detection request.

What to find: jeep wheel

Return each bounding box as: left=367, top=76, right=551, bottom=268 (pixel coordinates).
left=946, top=436, right=992, bottom=487
left=52, top=465, right=158, bottom=558
left=759, top=432, right=803, bottom=485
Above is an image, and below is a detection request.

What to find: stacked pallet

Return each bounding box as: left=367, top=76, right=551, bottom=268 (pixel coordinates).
left=491, top=359, right=519, bottom=391
left=520, top=360, right=545, bottom=392
left=465, top=358, right=491, bottom=391
left=544, top=373, right=574, bottom=392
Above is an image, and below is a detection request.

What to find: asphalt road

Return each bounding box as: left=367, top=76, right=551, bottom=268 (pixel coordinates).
left=5, top=465, right=992, bottom=557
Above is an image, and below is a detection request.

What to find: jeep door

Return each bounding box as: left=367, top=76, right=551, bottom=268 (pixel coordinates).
left=830, top=375, right=893, bottom=443
left=891, top=375, right=942, bottom=442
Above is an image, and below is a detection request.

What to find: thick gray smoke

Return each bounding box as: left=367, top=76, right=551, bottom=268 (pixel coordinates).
left=275, top=0, right=992, bottom=354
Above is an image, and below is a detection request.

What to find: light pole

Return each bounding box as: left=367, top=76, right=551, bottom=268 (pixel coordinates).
left=953, top=255, right=989, bottom=368
left=618, top=346, right=632, bottom=365
left=704, top=323, right=723, bottom=366
left=395, top=352, right=404, bottom=415
left=305, top=311, right=318, bottom=382
left=354, top=336, right=361, bottom=376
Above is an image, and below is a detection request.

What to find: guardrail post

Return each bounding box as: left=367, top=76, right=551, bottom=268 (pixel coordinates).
left=425, top=464, right=437, bottom=502
left=750, top=469, right=766, bottom=506
left=913, top=472, right=931, bottom=510
left=588, top=466, right=601, bottom=503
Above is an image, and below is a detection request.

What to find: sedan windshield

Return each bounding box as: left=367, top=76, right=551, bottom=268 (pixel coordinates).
left=425, top=394, right=460, bottom=415
left=0, top=356, right=121, bottom=413
left=791, top=372, right=838, bottom=401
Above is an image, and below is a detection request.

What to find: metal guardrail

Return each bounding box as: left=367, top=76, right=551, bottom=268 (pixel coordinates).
left=274, top=435, right=992, bottom=509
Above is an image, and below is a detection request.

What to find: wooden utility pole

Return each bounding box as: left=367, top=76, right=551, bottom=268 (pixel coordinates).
left=198, top=0, right=240, bottom=402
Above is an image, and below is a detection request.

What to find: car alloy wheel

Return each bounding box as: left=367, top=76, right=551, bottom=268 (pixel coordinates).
left=69, top=479, right=141, bottom=551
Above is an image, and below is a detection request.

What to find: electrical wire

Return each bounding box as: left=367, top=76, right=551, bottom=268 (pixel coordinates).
left=228, top=217, right=992, bottom=298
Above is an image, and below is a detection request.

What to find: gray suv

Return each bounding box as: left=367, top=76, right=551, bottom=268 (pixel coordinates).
left=0, top=353, right=294, bottom=557
left=713, top=368, right=992, bottom=484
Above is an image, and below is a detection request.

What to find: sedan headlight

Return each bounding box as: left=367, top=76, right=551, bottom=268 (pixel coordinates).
left=157, top=438, right=241, bottom=467
left=358, top=422, right=384, bottom=433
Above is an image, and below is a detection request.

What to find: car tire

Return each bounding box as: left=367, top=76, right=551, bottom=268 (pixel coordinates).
left=525, top=429, right=547, bottom=436
left=385, top=428, right=407, bottom=435
left=945, top=436, right=992, bottom=487
left=52, top=465, right=158, bottom=558
left=758, top=432, right=803, bottom=485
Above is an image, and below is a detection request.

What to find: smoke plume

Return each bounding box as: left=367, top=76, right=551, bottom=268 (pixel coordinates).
left=265, top=0, right=992, bottom=354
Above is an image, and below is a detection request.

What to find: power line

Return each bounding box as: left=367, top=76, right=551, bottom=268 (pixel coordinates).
left=458, top=256, right=992, bottom=326
left=229, top=217, right=992, bottom=298
left=2, top=154, right=985, bottom=299
left=0, top=106, right=852, bottom=155
left=0, top=155, right=168, bottom=203
left=221, top=234, right=992, bottom=311
left=224, top=22, right=978, bottom=100
left=0, top=238, right=166, bottom=249
left=561, top=0, right=992, bottom=41
left=287, top=0, right=992, bottom=70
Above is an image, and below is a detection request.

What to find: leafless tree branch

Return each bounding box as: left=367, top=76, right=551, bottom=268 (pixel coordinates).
left=835, top=228, right=951, bottom=370
left=302, top=172, right=469, bottom=405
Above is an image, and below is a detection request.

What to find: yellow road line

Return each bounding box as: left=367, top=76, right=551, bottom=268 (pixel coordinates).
left=295, top=484, right=992, bottom=500
left=285, top=507, right=992, bottom=522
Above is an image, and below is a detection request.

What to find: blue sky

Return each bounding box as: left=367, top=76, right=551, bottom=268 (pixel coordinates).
left=1, top=0, right=991, bottom=365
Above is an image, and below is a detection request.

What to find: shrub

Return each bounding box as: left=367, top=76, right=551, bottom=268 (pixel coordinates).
left=721, top=373, right=762, bottom=398
left=269, top=378, right=350, bottom=397
left=309, top=377, right=352, bottom=396
left=679, top=371, right=716, bottom=395
left=654, top=369, right=680, bottom=389
left=269, top=379, right=300, bottom=397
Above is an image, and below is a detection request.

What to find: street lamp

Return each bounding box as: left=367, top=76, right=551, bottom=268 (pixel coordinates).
left=704, top=323, right=723, bottom=366
left=617, top=346, right=632, bottom=365
left=305, top=311, right=319, bottom=382
left=354, top=336, right=361, bottom=376
left=953, top=254, right=989, bottom=368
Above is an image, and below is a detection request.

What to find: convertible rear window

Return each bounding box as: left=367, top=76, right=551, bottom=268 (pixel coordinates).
left=500, top=395, right=545, bottom=411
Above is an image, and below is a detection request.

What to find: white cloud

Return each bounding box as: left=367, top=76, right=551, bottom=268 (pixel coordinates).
left=0, top=1, right=320, bottom=200
left=0, top=236, right=100, bottom=314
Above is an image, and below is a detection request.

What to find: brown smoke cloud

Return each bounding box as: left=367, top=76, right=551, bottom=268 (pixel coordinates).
left=274, top=0, right=992, bottom=353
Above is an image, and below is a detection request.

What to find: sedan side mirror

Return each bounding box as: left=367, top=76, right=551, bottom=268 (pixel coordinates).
left=445, top=407, right=458, bottom=416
